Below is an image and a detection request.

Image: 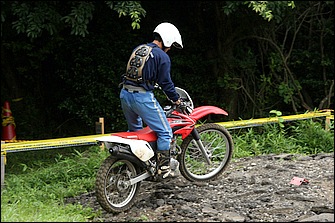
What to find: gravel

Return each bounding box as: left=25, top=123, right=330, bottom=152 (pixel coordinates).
left=65, top=152, right=334, bottom=222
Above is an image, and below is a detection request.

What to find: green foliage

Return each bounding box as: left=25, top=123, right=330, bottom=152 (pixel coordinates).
left=223, top=1, right=244, bottom=15
left=288, top=119, right=334, bottom=154
left=1, top=198, right=96, bottom=222
left=231, top=119, right=334, bottom=158
left=10, top=1, right=62, bottom=38
left=269, top=110, right=284, bottom=128
left=2, top=146, right=108, bottom=222
left=232, top=124, right=294, bottom=157
left=62, top=2, right=95, bottom=37
left=249, top=1, right=296, bottom=23
left=106, top=1, right=146, bottom=29
left=246, top=1, right=275, bottom=21
left=278, top=82, right=294, bottom=104
left=223, top=1, right=295, bottom=22
left=54, top=31, right=131, bottom=132
left=3, top=1, right=145, bottom=38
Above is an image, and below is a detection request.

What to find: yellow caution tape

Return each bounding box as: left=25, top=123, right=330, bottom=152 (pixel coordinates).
left=1, top=134, right=111, bottom=153
left=1, top=110, right=333, bottom=154
left=217, top=110, right=333, bottom=129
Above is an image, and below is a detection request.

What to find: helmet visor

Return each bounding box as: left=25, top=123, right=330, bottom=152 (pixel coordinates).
left=173, top=42, right=183, bottom=49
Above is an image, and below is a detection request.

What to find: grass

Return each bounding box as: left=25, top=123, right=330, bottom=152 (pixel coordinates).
left=1, top=119, right=334, bottom=222
left=1, top=146, right=109, bottom=222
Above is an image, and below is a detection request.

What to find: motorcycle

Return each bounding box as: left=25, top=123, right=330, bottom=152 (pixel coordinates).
left=94, top=87, right=234, bottom=213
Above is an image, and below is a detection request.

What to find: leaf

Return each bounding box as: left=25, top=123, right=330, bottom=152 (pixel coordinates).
left=270, top=110, right=282, bottom=116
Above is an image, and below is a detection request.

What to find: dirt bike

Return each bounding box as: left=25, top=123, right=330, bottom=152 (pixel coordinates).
left=94, top=87, right=234, bottom=213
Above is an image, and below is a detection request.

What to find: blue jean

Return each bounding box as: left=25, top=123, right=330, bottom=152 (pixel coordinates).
left=120, top=88, right=172, bottom=151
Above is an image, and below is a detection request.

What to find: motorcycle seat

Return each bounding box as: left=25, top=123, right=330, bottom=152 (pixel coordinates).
left=112, top=126, right=157, bottom=142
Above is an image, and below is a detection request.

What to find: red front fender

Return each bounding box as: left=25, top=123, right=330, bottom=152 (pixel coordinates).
left=189, top=106, right=228, bottom=120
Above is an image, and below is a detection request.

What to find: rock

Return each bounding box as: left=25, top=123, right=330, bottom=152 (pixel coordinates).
left=65, top=152, right=334, bottom=222
left=298, top=213, right=334, bottom=222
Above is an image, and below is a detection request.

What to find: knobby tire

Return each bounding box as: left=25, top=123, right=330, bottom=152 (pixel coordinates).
left=95, top=156, right=141, bottom=213
left=178, top=123, right=234, bottom=182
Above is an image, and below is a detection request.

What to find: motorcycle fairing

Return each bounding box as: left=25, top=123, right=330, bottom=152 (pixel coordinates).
left=168, top=117, right=196, bottom=139
left=173, top=125, right=195, bottom=139
left=95, top=135, right=155, bottom=161
left=189, top=106, right=228, bottom=120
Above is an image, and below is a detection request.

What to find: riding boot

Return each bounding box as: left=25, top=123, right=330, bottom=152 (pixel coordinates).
left=169, top=157, right=180, bottom=177
left=156, top=150, right=171, bottom=179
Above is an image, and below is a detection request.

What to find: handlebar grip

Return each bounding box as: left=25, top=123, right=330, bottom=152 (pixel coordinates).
left=178, top=102, right=192, bottom=115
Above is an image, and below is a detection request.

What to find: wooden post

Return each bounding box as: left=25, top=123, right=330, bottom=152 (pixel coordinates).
left=325, top=116, right=330, bottom=131
left=96, top=118, right=105, bottom=151
left=99, top=117, right=104, bottom=134
left=95, top=117, right=105, bottom=134
left=323, top=109, right=333, bottom=131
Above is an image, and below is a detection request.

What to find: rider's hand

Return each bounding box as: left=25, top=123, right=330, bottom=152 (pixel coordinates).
left=178, top=101, right=192, bottom=115
left=174, top=99, right=181, bottom=105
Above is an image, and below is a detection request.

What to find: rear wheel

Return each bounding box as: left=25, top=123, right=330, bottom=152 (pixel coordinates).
left=95, top=156, right=141, bottom=213
left=178, top=123, right=234, bottom=182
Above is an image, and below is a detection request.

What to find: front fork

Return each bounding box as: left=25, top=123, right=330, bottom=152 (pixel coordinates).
left=191, top=128, right=211, bottom=165
left=170, top=135, right=179, bottom=156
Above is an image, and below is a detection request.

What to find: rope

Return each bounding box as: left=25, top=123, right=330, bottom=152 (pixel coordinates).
left=2, top=116, right=16, bottom=127
left=2, top=107, right=16, bottom=127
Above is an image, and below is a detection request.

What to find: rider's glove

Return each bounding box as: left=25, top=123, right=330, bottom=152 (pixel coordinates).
left=178, top=101, right=192, bottom=115
left=173, top=99, right=181, bottom=105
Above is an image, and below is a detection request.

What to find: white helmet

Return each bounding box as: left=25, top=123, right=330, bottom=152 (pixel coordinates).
left=153, top=22, right=183, bottom=49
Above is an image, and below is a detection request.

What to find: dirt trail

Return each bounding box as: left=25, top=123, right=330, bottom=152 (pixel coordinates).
left=65, top=153, right=334, bottom=222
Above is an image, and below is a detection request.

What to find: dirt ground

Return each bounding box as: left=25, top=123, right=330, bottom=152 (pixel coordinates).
left=65, top=152, right=334, bottom=222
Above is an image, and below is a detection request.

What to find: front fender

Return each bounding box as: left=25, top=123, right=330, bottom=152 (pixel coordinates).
left=189, top=106, right=228, bottom=120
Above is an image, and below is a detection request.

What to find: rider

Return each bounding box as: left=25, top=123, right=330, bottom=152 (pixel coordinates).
left=119, top=22, right=183, bottom=179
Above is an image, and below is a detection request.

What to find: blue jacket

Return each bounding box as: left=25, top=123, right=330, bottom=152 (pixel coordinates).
left=123, top=42, right=179, bottom=102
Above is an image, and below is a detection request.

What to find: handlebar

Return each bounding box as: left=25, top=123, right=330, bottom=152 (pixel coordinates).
left=164, top=100, right=193, bottom=118
left=155, top=84, right=194, bottom=117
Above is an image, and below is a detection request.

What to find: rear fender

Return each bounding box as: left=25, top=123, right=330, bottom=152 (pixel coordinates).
left=95, top=136, right=154, bottom=162
left=98, top=141, right=146, bottom=168
left=190, top=106, right=228, bottom=120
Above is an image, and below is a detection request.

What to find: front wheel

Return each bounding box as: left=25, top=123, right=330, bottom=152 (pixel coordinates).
left=178, top=123, right=234, bottom=182
left=95, top=156, right=141, bottom=213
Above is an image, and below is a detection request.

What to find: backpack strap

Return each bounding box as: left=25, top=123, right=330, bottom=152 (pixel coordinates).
left=125, top=44, right=153, bottom=83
